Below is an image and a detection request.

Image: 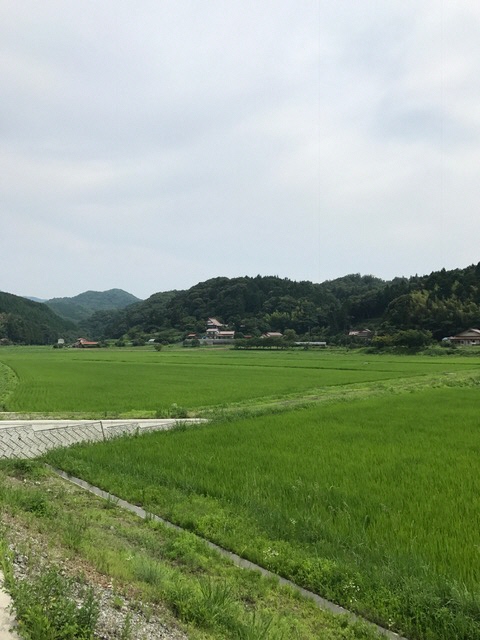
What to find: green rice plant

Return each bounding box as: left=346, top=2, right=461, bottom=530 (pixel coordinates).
left=0, top=359, right=18, bottom=408
left=0, top=466, right=385, bottom=640
left=45, top=386, right=480, bottom=639
left=3, top=345, right=478, bottom=416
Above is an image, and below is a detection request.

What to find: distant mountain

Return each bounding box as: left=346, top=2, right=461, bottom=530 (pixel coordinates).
left=10, top=263, right=477, bottom=346
left=80, top=290, right=179, bottom=341
left=25, top=296, right=47, bottom=303
left=45, top=289, right=141, bottom=324
left=0, top=291, right=76, bottom=345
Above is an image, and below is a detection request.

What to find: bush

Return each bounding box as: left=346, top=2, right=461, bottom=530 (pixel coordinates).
left=183, top=339, right=200, bottom=348
left=392, top=329, right=433, bottom=349
left=371, top=330, right=433, bottom=351
left=10, top=568, right=99, bottom=639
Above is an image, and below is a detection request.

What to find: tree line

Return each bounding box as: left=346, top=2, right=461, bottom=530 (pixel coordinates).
left=81, top=262, right=480, bottom=345
left=2, top=263, right=479, bottom=345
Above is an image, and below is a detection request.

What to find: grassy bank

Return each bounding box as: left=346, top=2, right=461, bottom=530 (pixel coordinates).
left=0, top=461, right=380, bottom=640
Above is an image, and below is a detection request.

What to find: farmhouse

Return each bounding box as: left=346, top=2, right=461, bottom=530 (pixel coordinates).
left=449, top=328, right=480, bottom=345
left=207, top=317, right=224, bottom=329
left=205, top=318, right=227, bottom=339
left=202, top=318, right=236, bottom=343
left=217, top=330, right=235, bottom=339
left=348, top=329, right=373, bottom=340
left=74, top=337, right=100, bottom=348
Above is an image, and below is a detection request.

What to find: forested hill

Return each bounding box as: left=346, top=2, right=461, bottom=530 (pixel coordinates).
left=3, top=262, right=479, bottom=345
left=165, top=274, right=386, bottom=335
left=0, top=291, right=76, bottom=344
left=45, top=289, right=141, bottom=323
left=86, top=263, right=480, bottom=342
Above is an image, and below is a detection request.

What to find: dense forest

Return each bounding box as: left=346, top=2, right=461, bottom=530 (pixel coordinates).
left=2, top=262, right=480, bottom=345
left=82, top=262, right=480, bottom=344
left=0, top=292, right=76, bottom=344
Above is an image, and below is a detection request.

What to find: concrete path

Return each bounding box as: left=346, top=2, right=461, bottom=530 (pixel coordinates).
left=0, top=419, right=204, bottom=459
left=0, top=572, right=19, bottom=640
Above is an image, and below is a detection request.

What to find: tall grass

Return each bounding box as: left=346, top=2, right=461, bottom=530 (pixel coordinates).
left=47, top=386, right=480, bottom=639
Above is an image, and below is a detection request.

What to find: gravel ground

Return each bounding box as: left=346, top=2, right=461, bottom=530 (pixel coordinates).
left=3, top=514, right=188, bottom=640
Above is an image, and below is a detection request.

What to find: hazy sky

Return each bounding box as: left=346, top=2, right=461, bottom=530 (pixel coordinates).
left=1, top=1, right=479, bottom=300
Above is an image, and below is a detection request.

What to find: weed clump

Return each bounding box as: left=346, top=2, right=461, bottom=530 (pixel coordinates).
left=6, top=565, right=99, bottom=640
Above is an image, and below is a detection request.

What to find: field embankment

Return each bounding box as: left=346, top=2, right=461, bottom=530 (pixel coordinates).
left=0, top=461, right=381, bottom=640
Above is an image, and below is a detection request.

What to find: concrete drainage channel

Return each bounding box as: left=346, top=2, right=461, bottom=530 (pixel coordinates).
left=49, top=466, right=408, bottom=640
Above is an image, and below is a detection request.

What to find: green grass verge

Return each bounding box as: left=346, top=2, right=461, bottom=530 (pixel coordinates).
left=0, top=462, right=380, bottom=640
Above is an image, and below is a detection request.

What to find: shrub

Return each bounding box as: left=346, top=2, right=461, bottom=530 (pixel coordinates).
left=10, top=568, right=99, bottom=639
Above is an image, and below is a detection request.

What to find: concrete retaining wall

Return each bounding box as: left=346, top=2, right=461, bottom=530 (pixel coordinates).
left=0, top=419, right=203, bottom=459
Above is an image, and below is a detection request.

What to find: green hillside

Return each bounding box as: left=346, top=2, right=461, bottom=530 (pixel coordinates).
left=0, top=291, right=76, bottom=345
left=45, top=288, right=141, bottom=323
left=88, top=262, right=480, bottom=343
left=80, top=290, right=179, bottom=341
left=9, top=262, right=479, bottom=345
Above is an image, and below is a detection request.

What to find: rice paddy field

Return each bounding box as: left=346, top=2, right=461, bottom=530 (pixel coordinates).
left=2, top=345, right=480, bottom=638
left=0, top=345, right=479, bottom=416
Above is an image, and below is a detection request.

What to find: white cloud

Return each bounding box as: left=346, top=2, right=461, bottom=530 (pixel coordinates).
left=0, top=1, right=479, bottom=299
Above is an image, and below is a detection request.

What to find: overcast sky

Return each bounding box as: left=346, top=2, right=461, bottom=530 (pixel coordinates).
left=1, top=1, right=479, bottom=300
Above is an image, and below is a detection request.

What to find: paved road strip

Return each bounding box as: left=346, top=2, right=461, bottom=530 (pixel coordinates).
left=0, top=572, right=20, bottom=640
